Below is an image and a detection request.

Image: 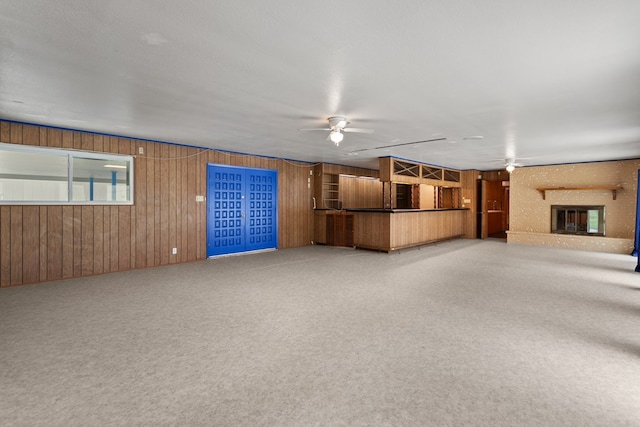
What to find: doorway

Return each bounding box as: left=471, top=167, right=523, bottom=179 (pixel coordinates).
left=206, top=164, right=278, bottom=257
left=477, top=179, right=509, bottom=239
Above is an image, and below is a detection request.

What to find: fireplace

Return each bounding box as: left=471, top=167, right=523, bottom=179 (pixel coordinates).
left=551, top=205, right=605, bottom=235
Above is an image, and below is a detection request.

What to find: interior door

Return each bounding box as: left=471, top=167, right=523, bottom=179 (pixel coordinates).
left=244, top=168, right=278, bottom=252
left=207, top=164, right=278, bottom=257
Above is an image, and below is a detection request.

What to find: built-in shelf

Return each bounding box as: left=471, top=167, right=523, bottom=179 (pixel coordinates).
left=535, top=186, right=623, bottom=200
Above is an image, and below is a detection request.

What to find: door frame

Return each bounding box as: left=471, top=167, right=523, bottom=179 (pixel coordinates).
left=206, top=164, right=278, bottom=258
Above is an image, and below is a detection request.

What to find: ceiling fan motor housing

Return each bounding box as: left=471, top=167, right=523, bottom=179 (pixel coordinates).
left=328, top=116, right=348, bottom=130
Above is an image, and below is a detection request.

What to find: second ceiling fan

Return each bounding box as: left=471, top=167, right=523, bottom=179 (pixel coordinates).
left=299, top=116, right=374, bottom=146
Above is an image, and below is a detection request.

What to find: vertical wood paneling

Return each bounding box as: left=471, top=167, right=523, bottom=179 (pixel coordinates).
left=73, top=206, right=82, bottom=276
left=118, top=139, right=135, bottom=270
left=94, top=206, right=104, bottom=274
left=23, top=125, right=39, bottom=146
left=0, top=120, right=317, bottom=286
left=130, top=203, right=136, bottom=270
left=0, top=121, right=11, bottom=142
left=39, top=206, right=48, bottom=281
left=160, top=143, right=169, bottom=265
left=154, top=143, right=162, bottom=264
left=278, top=162, right=287, bottom=246
left=176, top=147, right=184, bottom=263
left=103, top=205, right=111, bottom=273
left=62, top=130, right=73, bottom=149
left=168, top=145, right=177, bottom=263
left=0, top=206, right=11, bottom=287
left=10, top=123, right=23, bottom=144
left=118, top=206, right=131, bottom=271
left=110, top=206, right=119, bottom=272
left=49, top=128, right=62, bottom=148
left=22, top=206, right=40, bottom=284
left=136, top=142, right=147, bottom=269
left=146, top=143, right=156, bottom=267
left=73, top=132, right=82, bottom=150
left=80, top=133, right=93, bottom=151
left=62, top=206, right=74, bottom=278
left=110, top=136, right=119, bottom=153
left=198, top=153, right=206, bottom=258
left=187, top=147, right=196, bottom=260
left=39, top=127, right=48, bottom=147
left=93, top=135, right=104, bottom=152
left=10, top=206, right=23, bottom=285
left=119, top=138, right=131, bottom=155
left=47, top=206, right=63, bottom=281
left=81, top=206, right=94, bottom=276
left=22, top=125, right=40, bottom=145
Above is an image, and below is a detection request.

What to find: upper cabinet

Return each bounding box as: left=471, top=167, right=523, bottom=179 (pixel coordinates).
left=379, top=157, right=461, bottom=187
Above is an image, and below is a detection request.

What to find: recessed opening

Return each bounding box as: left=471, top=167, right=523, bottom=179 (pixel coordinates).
left=551, top=205, right=605, bottom=236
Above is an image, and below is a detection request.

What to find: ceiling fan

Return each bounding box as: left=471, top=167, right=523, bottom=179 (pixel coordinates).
left=496, top=158, right=529, bottom=172
left=299, top=116, right=374, bottom=146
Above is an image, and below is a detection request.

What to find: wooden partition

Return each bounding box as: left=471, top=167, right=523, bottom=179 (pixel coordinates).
left=313, top=163, right=380, bottom=210
left=0, top=121, right=315, bottom=286
left=338, top=175, right=383, bottom=209
left=351, top=209, right=468, bottom=252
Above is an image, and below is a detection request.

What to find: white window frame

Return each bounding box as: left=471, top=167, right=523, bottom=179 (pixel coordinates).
left=0, top=142, right=134, bottom=205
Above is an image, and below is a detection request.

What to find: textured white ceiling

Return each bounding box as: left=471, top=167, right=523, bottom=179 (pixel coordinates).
left=1, top=0, right=639, bottom=170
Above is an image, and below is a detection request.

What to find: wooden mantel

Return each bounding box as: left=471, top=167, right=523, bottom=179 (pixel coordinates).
left=535, top=186, right=623, bottom=200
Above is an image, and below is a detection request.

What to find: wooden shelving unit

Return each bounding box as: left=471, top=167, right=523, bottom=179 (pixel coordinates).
left=321, top=173, right=340, bottom=209
left=535, top=186, right=623, bottom=200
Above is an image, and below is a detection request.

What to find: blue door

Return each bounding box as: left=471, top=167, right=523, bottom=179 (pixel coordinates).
left=207, top=164, right=278, bottom=257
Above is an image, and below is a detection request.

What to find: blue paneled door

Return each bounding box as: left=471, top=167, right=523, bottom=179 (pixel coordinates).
left=207, top=164, right=278, bottom=257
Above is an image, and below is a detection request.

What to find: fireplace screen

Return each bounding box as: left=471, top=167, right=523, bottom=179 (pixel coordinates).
left=551, top=205, right=605, bottom=236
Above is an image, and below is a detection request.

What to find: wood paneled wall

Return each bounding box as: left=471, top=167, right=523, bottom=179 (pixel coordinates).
left=460, top=170, right=479, bottom=239
left=0, top=121, right=314, bottom=287
left=319, top=163, right=380, bottom=178
left=481, top=170, right=510, bottom=182
left=312, top=163, right=380, bottom=210
left=338, top=175, right=383, bottom=209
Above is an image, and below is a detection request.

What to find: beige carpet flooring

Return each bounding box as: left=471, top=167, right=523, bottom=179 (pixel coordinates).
left=1, top=239, right=639, bottom=426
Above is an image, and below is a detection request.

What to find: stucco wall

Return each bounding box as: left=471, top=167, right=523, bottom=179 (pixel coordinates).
left=508, top=159, right=639, bottom=254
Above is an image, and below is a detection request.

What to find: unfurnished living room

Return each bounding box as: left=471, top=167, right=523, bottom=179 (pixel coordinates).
left=1, top=1, right=640, bottom=426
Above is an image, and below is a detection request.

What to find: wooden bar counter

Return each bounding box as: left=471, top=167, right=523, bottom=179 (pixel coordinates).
left=347, top=208, right=468, bottom=252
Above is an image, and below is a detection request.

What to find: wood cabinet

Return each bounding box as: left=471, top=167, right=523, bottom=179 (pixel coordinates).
left=327, top=213, right=354, bottom=247
left=314, top=210, right=354, bottom=247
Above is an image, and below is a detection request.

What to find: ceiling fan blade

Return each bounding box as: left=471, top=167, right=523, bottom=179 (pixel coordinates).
left=298, top=128, right=332, bottom=131
left=343, top=128, right=374, bottom=134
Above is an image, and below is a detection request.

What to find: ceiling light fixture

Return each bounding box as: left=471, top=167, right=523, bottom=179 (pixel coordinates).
left=506, top=164, right=515, bottom=173
left=329, top=130, right=343, bottom=146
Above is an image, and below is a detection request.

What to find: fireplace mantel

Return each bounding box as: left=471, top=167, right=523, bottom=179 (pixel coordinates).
left=535, top=186, right=623, bottom=200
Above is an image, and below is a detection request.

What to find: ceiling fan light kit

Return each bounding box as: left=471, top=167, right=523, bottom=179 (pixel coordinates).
left=329, top=129, right=343, bottom=145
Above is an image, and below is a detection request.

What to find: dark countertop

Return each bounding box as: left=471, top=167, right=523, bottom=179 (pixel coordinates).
left=322, top=208, right=470, bottom=213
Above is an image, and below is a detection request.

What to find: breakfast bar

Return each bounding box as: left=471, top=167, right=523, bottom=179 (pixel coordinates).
left=348, top=208, right=468, bottom=252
